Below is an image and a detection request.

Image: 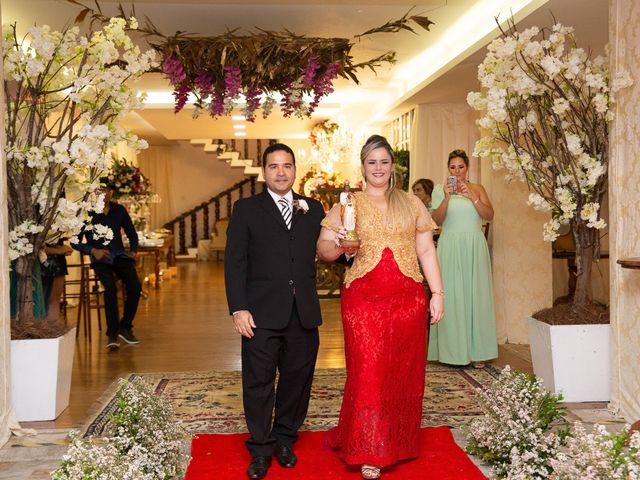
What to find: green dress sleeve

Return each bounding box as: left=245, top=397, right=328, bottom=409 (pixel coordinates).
left=431, top=184, right=445, bottom=211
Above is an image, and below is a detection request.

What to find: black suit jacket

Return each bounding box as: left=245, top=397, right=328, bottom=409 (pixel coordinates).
left=224, top=190, right=325, bottom=329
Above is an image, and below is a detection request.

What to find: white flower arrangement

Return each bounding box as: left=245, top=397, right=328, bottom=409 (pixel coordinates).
left=467, top=19, right=633, bottom=307
left=52, top=378, right=187, bottom=480
left=466, top=366, right=640, bottom=479
left=550, top=423, right=640, bottom=480
left=5, top=14, right=157, bottom=322
left=465, top=366, right=567, bottom=479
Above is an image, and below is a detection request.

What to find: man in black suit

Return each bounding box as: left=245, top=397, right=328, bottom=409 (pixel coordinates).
left=224, top=143, right=325, bottom=480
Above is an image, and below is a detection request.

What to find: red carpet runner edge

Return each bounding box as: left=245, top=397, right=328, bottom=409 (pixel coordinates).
left=185, top=426, right=487, bottom=479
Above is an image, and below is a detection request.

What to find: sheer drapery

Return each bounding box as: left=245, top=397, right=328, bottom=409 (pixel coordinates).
left=409, top=103, right=480, bottom=188
left=138, top=147, right=175, bottom=231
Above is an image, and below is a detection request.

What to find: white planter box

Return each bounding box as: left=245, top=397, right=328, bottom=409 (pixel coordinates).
left=527, top=317, right=610, bottom=402
left=10, top=327, right=76, bottom=422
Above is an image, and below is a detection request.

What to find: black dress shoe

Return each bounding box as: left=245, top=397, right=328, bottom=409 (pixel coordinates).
left=275, top=445, right=297, bottom=468
left=247, top=456, right=271, bottom=479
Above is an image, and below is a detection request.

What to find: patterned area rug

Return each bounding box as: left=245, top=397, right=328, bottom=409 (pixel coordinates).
left=82, top=364, right=499, bottom=437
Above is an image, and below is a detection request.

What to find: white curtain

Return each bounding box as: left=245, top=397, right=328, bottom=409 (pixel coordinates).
left=409, top=103, right=480, bottom=188
left=138, top=147, right=175, bottom=230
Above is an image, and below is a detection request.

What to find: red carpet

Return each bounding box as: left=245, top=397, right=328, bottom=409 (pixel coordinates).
left=185, top=427, right=486, bottom=479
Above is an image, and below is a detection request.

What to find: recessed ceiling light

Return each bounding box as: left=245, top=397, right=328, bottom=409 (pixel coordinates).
left=231, top=115, right=246, bottom=121
left=234, top=131, right=247, bottom=137
left=233, top=124, right=246, bottom=129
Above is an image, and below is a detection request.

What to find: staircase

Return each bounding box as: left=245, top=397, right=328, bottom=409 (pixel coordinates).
left=190, top=138, right=278, bottom=182
left=165, top=139, right=274, bottom=259
left=164, top=177, right=260, bottom=259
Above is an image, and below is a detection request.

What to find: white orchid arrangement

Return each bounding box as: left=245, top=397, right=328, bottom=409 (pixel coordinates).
left=52, top=378, right=187, bottom=480
left=465, top=366, right=568, bottom=479
left=4, top=16, right=156, bottom=322
left=467, top=20, right=632, bottom=306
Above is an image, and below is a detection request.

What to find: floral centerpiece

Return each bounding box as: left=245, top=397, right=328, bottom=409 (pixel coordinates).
left=107, top=158, right=158, bottom=231
left=467, top=20, right=632, bottom=311
left=4, top=15, right=156, bottom=326
left=52, top=378, right=187, bottom=479
left=299, top=167, right=346, bottom=196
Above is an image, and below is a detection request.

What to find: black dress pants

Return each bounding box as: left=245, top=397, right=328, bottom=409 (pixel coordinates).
left=241, top=303, right=319, bottom=457
left=92, top=257, right=142, bottom=338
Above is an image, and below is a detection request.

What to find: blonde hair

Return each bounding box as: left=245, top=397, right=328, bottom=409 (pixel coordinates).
left=360, top=135, right=415, bottom=232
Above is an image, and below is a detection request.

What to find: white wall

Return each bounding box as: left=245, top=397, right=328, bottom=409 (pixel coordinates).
left=167, top=141, right=248, bottom=221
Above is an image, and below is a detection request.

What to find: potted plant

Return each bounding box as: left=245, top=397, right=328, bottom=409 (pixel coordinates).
left=4, top=14, right=156, bottom=420
left=467, top=20, right=632, bottom=401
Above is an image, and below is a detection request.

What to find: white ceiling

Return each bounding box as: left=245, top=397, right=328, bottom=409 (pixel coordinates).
left=1, top=0, right=607, bottom=145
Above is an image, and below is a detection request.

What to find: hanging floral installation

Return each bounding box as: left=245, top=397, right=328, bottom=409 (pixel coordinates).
left=70, top=1, right=434, bottom=121
left=467, top=19, right=633, bottom=308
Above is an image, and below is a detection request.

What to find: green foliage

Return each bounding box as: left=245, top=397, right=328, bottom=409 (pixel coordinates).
left=393, top=149, right=410, bottom=191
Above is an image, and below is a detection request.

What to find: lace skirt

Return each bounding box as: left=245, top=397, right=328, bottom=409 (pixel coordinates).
left=325, top=248, right=427, bottom=466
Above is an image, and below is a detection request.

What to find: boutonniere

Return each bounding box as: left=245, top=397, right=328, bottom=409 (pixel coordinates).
left=293, top=199, right=309, bottom=214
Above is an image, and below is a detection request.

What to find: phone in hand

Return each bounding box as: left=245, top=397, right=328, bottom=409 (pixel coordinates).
left=447, top=175, right=458, bottom=194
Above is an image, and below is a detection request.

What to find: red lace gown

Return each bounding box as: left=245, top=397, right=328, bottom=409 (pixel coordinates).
left=325, top=247, right=428, bottom=466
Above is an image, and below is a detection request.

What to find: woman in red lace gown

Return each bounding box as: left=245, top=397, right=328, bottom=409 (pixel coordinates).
left=317, top=135, right=444, bottom=479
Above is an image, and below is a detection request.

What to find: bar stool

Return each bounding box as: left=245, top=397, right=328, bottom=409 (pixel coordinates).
left=63, top=254, right=103, bottom=341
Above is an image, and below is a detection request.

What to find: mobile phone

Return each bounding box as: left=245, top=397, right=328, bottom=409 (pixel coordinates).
left=447, top=175, right=458, bottom=194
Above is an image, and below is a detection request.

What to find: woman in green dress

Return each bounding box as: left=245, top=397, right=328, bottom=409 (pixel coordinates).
left=428, top=149, right=497, bottom=368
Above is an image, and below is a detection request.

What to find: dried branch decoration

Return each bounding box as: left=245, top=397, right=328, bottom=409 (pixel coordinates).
left=68, top=1, right=433, bottom=121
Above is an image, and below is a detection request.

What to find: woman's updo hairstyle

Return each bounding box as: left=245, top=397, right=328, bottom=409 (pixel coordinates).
left=447, top=148, right=469, bottom=167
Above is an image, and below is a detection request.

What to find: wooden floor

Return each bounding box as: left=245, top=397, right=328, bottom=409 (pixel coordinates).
left=25, top=261, right=531, bottom=430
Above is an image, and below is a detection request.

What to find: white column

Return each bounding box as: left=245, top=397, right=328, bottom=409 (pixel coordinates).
left=608, top=0, right=640, bottom=422
left=0, top=3, right=14, bottom=446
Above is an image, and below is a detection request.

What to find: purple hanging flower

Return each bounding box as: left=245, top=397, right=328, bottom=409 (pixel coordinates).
left=209, top=90, right=225, bottom=117
left=310, top=62, right=341, bottom=112
left=303, top=53, right=321, bottom=87
left=162, top=55, right=186, bottom=84
left=194, top=70, right=213, bottom=96
left=173, top=84, right=190, bottom=113
left=224, top=65, right=242, bottom=99
left=243, top=85, right=263, bottom=122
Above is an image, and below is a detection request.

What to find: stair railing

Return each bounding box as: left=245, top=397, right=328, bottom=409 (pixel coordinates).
left=164, top=176, right=261, bottom=255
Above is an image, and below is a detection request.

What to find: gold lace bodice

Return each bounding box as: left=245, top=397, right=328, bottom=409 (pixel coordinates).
left=322, top=191, right=437, bottom=287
